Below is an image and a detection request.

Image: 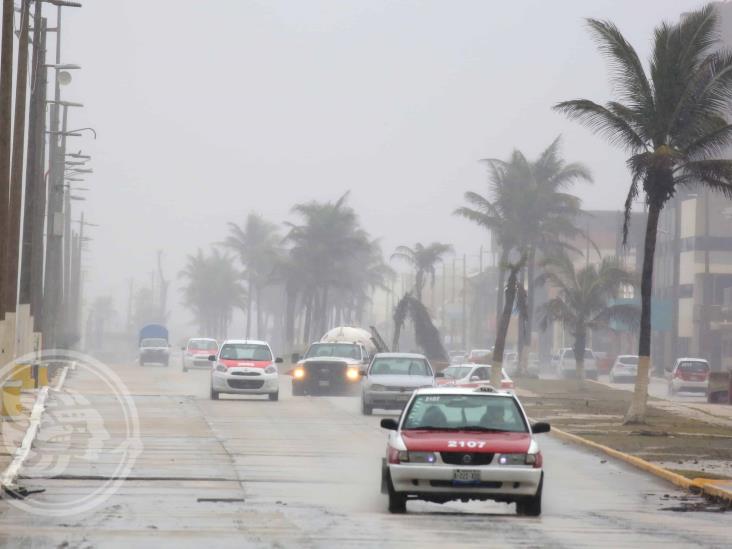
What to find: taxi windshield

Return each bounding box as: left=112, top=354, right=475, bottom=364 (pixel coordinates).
left=220, top=344, right=272, bottom=361
left=189, top=340, right=218, bottom=351
left=305, top=343, right=362, bottom=360
left=443, top=366, right=472, bottom=379
left=403, top=394, right=528, bottom=433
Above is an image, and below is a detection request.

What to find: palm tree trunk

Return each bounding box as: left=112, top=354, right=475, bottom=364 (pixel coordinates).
left=519, top=246, right=536, bottom=376
left=495, top=248, right=508, bottom=339
left=492, top=265, right=519, bottom=387
left=246, top=274, right=253, bottom=339
left=256, top=285, right=263, bottom=339
left=573, top=330, right=586, bottom=391
left=624, top=200, right=660, bottom=424
left=285, top=287, right=296, bottom=353
left=415, top=270, right=424, bottom=302
left=303, top=293, right=312, bottom=343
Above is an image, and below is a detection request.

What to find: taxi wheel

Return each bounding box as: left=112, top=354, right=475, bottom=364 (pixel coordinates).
left=268, top=391, right=279, bottom=401
left=386, top=473, right=407, bottom=513
left=210, top=386, right=220, bottom=400
left=517, top=475, right=542, bottom=517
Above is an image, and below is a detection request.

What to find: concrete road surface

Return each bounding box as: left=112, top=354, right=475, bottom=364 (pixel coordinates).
left=0, top=358, right=728, bottom=548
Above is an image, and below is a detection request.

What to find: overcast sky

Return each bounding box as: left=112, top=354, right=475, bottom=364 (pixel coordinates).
left=57, top=0, right=707, bottom=330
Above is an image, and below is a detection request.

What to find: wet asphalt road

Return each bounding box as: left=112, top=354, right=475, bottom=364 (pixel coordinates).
left=0, top=359, right=729, bottom=548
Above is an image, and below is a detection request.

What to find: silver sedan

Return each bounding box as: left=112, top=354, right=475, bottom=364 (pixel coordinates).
left=361, top=353, right=435, bottom=415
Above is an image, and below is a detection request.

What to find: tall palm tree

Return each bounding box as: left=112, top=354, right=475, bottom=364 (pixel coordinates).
left=179, top=249, right=245, bottom=338
left=390, top=242, right=453, bottom=303
left=537, top=256, right=638, bottom=387
left=555, top=5, right=732, bottom=422
left=223, top=213, right=281, bottom=339
left=455, top=138, right=590, bottom=369
left=285, top=192, right=373, bottom=340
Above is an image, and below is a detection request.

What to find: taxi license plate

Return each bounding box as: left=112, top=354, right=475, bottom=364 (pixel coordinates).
left=453, top=469, right=480, bottom=483
left=318, top=380, right=330, bottom=387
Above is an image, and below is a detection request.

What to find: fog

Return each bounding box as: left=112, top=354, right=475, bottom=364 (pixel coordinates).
left=57, top=0, right=703, bottom=335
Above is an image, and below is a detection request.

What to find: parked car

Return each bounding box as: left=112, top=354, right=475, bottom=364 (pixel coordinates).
left=437, top=363, right=514, bottom=392
left=666, top=358, right=710, bottom=395
left=555, top=347, right=598, bottom=380
left=379, top=386, right=550, bottom=514
left=210, top=339, right=283, bottom=401
left=182, top=337, right=219, bottom=372
left=609, top=355, right=640, bottom=383
left=361, top=353, right=435, bottom=415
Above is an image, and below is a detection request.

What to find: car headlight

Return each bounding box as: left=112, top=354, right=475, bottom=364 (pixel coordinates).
left=497, top=453, right=541, bottom=467
left=216, top=364, right=228, bottom=373
left=264, top=365, right=277, bottom=374
left=293, top=367, right=305, bottom=379
left=370, top=384, right=386, bottom=391
left=396, top=451, right=437, bottom=464
left=346, top=368, right=360, bottom=381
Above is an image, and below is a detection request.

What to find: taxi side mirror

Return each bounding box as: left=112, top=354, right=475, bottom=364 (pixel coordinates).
left=531, top=422, right=551, bottom=434
left=275, top=357, right=284, bottom=364
left=380, top=418, right=398, bottom=430
left=208, top=355, right=216, bottom=362
left=435, top=371, right=445, bottom=378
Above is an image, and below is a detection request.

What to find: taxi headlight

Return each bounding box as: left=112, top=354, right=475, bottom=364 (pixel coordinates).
left=408, top=451, right=437, bottom=464
left=498, top=453, right=538, bottom=466
left=346, top=368, right=360, bottom=381
left=264, top=365, right=277, bottom=375
left=216, top=364, right=228, bottom=373
left=293, top=368, right=305, bottom=379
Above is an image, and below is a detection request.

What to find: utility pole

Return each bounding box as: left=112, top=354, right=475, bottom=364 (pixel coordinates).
left=28, top=17, right=47, bottom=333
left=0, top=0, right=15, bottom=321
left=462, top=253, right=467, bottom=350
left=5, top=0, right=31, bottom=317
left=20, top=1, right=45, bottom=321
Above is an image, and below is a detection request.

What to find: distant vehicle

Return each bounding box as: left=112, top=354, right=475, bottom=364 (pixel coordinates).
left=555, top=347, right=598, bottom=380
left=209, top=339, right=283, bottom=401
left=182, top=337, right=219, bottom=372
left=437, top=363, right=514, bottom=392
left=138, top=324, right=170, bottom=366
left=320, top=326, right=379, bottom=356
left=379, top=386, right=550, bottom=515
left=361, top=353, right=435, bottom=415
left=666, top=358, right=710, bottom=395
left=449, top=354, right=467, bottom=365
left=291, top=341, right=370, bottom=396
left=466, top=349, right=493, bottom=364
left=609, top=355, right=640, bottom=383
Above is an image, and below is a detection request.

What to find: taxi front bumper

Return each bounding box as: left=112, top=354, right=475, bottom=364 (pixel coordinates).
left=211, top=370, right=279, bottom=394
left=388, top=462, right=542, bottom=498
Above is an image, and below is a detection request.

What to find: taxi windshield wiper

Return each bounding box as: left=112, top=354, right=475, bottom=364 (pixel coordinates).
left=407, top=425, right=449, bottom=430
left=454, top=426, right=514, bottom=432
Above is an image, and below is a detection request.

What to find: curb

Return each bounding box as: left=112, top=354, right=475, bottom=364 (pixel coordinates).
left=0, top=362, right=70, bottom=493
left=550, top=426, right=732, bottom=505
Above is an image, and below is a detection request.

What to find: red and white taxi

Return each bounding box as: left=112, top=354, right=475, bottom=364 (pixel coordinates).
left=182, top=337, right=219, bottom=372
left=437, top=364, right=515, bottom=392
left=210, top=339, right=283, bottom=401
left=380, top=386, right=549, bottom=515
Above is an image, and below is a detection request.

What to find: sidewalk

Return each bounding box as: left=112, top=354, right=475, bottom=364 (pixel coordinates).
left=0, top=392, right=36, bottom=471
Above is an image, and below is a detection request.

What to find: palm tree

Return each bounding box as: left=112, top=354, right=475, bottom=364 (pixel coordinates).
left=223, top=213, right=281, bottom=339
left=285, top=192, right=373, bottom=340
left=490, top=256, right=526, bottom=388
left=179, top=249, right=245, bottom=338
left=455, top=139, right=590, bottom=371
left=537, top=255, right=639, bottom=387
left=555, top=5, right=732, bottom=422
left=390, top=242, right=453, bottom=303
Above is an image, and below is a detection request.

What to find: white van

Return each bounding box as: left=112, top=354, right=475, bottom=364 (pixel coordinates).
left=556, top=347, right=598, bottom=380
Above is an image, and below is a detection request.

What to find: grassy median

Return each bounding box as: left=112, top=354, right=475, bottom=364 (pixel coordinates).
left=518, top=379, right=732, bottom=481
